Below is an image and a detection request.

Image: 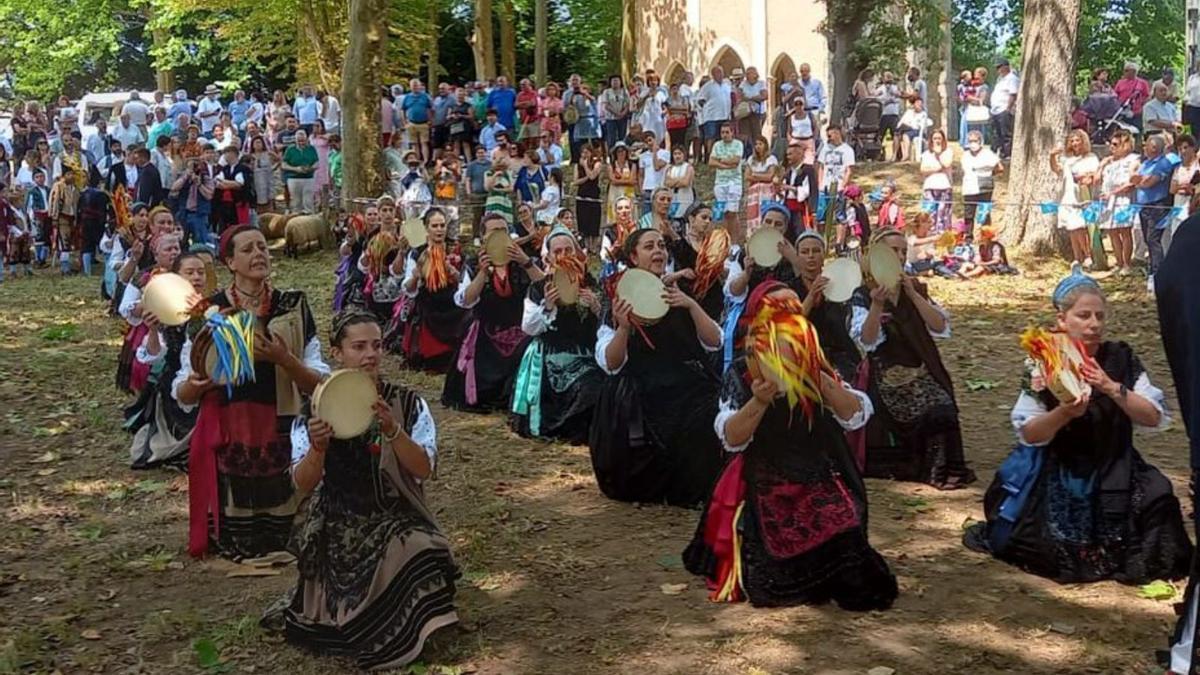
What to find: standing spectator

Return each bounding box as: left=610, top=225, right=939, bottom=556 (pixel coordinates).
left=471, top=81, right=490, bottom=126
left=213, top=145, right=250, bottom=230
left=638, top=71, right=667, bottom=143
left=147, top=107, right=174, bottom=150
left=122, top=92, right=151, bottom=131
left=536, top=131, right=563, bottom=170
left=562, top=74, right=582, bottom=145
left=1153, top=68, right=1181, bottom=103
left=514, top=151, right=548, bottom=206
left=133, top=147, right=165, bottom=208
left=906, top=67, right=928, bottom=110
left=781, top=141, right=817, bottom=233
left=275, top=116, right=300, bottom=150
left=664, top=145, right=695, bottom=215
left=637, top=131, right=670, bottom=216
left=990, top=58, right=1020, bottom=159
left=1133, top=134, right=1175, bottom=292
left=249, top=136, right=278, bottom=214
left=465, top=144, right=490, bottom=211
left=293, top=85, right=321, bottom=134
left=310, top=119, right=332, bottom=204
left=959, top=129, right=1002, bottom=239
left=743, top=135, right=779, bottom=232
left=1185, top=62, right=1200, bottom=134
left=1091, top=68, right=1114, bottom=93
left=268, top=89, right=292, bottom=137
left=738, top=67, right=768, bottom=155
left=1096, top=129, right=1141, bottom=275
left=876, top=72, right=902, bottom=160
left=573, top=144, right=603, bottom=251
left=227, top=90, right=250, bottom=133
left=665, top=81, right=691, bottom=158
left=246, top=91, right=266, bottom=131
left=568, top=84, right=599, bottom=162
left=1144, top=83, right=1183, bottom=136
left=196, top=85, right=224, bottom=138
left=964, top=67, right=992, bottom=143
left=150, top=134, right=174, bottom=190
left=282, top=130, right=318, bottom=213
left=166, top=90, right=194, bottom=127
left=1114, top=62, right=1151, bottom=132
left=798, top=62, right=827, bottom=120
left=601, top=75, right=632, bottom=152
left=479, top=109, right=506, bottom=155
left=403, top=80, right=433, bottom=164
left=540, top=82, right=564, bottom=150
left=111, top=114, right=145, bottom=152
left=919, top=129, right=954, bottom=233
left=698, top=67, right=732, bottom=162
left=380, top=86, right=396, bottom=148
left=784, top=95, right=818, bottom=163
left=956, top=70, right=973, bottom=142
left=1168, top=134, right=1199, bottom=249
left=448, top=88, right=474, bottom=160
left=487, top=76, right=518, bottom=131
left=516, top=78, right=541, bottom=151
left=431, top=83, right=454, bottom=154
left=816, top=124, right=854, bottom=192
left=605, top=142, right=638, bottom=222
left=708, top=122, right=744, bottom=238
left=172, top=155, right=215, bottom=246
left=319, top=90, right=341, bottom=135
left=1050, top=129, right=1099, bottom=266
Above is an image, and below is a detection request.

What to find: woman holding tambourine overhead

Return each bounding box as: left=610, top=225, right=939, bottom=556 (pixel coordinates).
left=510, top=226, right=605, bottom=443
left=277, top=309, right=459, bottom=671
left=963, top=266, right=1191, bottom=584
left=442, top=212, right=544, bottom=412
left=724, top=202, right=801, bottom=304
left=848, top=229, right=975, bottom=490
left=661, top=202, right=729, bottom=322
left=790, top=230, right=862, bottom=383
left=683, top=280, right=897, bottom=611
left=394, top=207, right=466, bottom=372
left=589, top=228, right=725, bottom=508
left=173, top=225, right=330, bottom=560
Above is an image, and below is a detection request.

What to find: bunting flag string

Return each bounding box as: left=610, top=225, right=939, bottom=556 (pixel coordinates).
left=974, top=202, right=993, bottom=225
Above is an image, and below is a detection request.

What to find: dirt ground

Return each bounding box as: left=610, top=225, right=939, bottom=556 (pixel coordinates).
left=0, top=167, right=1190, bottom=675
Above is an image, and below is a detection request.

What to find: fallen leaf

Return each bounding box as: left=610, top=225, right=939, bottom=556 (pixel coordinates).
left=1139, top=580, right=1177, bottom=601
left=1049, top=622, right=1077, bottom=635
left=31, top=451, right=58, bottom=464
left=80, top=629, right=102, bottom=640
left=868, top=667, right=896, bottom=675
left=35, top=468, right=57, bottom=477
left=660, top=582, right=688, bottom=595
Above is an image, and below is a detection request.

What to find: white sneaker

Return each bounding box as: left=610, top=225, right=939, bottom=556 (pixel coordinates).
left=1147, top=274, right=1155, bottom=295
left=1083, top=257, right=1093, bottom=269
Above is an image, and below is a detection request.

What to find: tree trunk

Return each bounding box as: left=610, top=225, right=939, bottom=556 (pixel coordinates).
left=471, top=0, right=496, bottom=80
left=499, top=0, right=516, bottom=79
left=341, top=0, right=388, bottom=207
left=534, top=0, right=547, bottom=85
left=300, top=0, right=346, bottom=93
left=427, top=0, right=439, bottom=91
left=827, top=22, right=864, bottom=125
left=918, top=0, right=953, bottom=137
left=1001, top=0, right=1081, bottom=253
left=621, top=0, right=636, bottom=82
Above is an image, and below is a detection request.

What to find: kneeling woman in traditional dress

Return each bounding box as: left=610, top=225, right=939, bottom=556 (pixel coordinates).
left=125, top=251, right=209, bottom=470
left=278, top=310, right=459, bottom=671
left=849, top=229, right=975, bottom=489
left=791, top=230, right=861, bottom=382
left=662, top=202, right=727, bottom=322
left=589, top=228, right=725, bottom=507
left=174, top=225, right=330, bottom=559
left=394, top=207, right=466, bottom=372
left=683, top=281, right=897, bottom=610
left=117, top=232, right=183, bottom=395
left=963, top=267, right=1192, bottom=583
left=442, top=212, right=542, bottom=412
left=510, top=226, right=605, bottom=443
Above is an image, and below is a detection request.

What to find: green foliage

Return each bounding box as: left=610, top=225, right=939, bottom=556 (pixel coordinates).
left=825, top=0, right=948, bottom=77
left=953, top=0, right=1006, bottom=71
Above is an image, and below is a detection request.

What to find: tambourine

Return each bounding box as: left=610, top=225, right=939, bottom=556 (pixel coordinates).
left=865, top=242, right=903, bottom=290
left=190, top=309, right=255, bottom=387
left=747, top=227, right=785, bottom=267
left=141, top=273, right=196, bottom=327
left=401, top=218, right=427, bottom=248
left=483, top=230, right=511, bottom=267
left=822, top=258, right=862, bottom=303
left=311, top=369, right=377, bottom=439
left=616, top=268, right=668, bottom=323
left=551, top=254, right=586, bottom=306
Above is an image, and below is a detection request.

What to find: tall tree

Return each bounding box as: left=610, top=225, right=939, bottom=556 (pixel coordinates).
left=821, top=0, right=875, bottom=124
left=620, top=0, right=636, bottom=82
left=471, top=0, right=496, bottom=80
left=1001, top=0, right=1081, bottom=253
left=534, top=0, right=547, bottom=85
left=341, top=0, right=387, bottom=204
left=427, top=0, right=439, bottom=90
left=499, top=0, right=516, bottom=78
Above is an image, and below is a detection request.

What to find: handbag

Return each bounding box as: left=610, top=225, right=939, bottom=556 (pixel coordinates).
left=563, top=104, right=579, bottom=125
left=666, top=112, right=688, bottom=130
left=734, top=100, right=752, bottom=120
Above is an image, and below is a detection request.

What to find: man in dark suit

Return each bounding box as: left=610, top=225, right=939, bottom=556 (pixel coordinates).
left=132, top=147, right=164, bottom=207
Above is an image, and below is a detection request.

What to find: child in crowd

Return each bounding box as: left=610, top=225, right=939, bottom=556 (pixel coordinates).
left=837, top=183, right=871, bottom=254
left=974, top=226, right=1018, bottom=275
left=904, top=213, right=945, bottom=276
left=876, top=180, right=905, bottom=230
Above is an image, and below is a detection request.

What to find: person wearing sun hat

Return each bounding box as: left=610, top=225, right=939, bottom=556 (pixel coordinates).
left=963, top=263, right=1190, bottom=586
left=510, top=225, right=605, bottom=442
left=173, top=224, right=330, bottom=559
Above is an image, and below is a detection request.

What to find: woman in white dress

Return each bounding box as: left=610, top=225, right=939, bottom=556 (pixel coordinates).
left=637, top=74, right=667, bottom=143
left=1050, top=129, right=1100, bottom=267
left=663, top=146, right=695, bottom=216
left=1095, top=129, right=1141, bottom=276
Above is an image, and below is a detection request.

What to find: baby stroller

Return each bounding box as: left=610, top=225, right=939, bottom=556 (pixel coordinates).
left=1090, top=97, right=1141, bottom=152
left=848, top=98, right=884, bottom=161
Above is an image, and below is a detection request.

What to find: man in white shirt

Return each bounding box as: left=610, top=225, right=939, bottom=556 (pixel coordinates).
left=535, top=131, right=564, bottom=169
left=122, top=91, right=151, bottom=131
left=294, top=85, right=321, bottom=133
left=320, top=91, right=342, bottom=135
left=959, top=130, right=1003, bottom=239
left=1144, top=82, right=1183, bottom=135
left=876, top=71, right=902, bottom=160
left=1186, top=62, right=1200, bottom=137
left=1153, top=67, right=1181, bottom=103
left=906, top=67, right=928, bottom=110
left=84, top=118, right=110, bottom=165
left=637, top=130, right=670, bottom=214
left=111, top=113, right=145, bottom=150
left=817, top=125, right=855, bottom=191
left=990, top=58, right=1020, bottom=159
left=196, top=85, right=224, bottom=138
left=737, top=66, right=768, bottom=155
left=698, top=66, right=732, bottom=160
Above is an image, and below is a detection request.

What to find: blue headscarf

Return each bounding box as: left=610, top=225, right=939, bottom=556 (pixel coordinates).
left=1052, top=262, right=1101, bottom=309
left=761, top=201, right=790, bottom=223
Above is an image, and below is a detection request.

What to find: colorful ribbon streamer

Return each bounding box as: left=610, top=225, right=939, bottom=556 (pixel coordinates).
left=205, top=310, right=256, bottom=395
left=1039, top=202, right=1060, bottom=215
left=974, top=202, right=993, bottom=225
